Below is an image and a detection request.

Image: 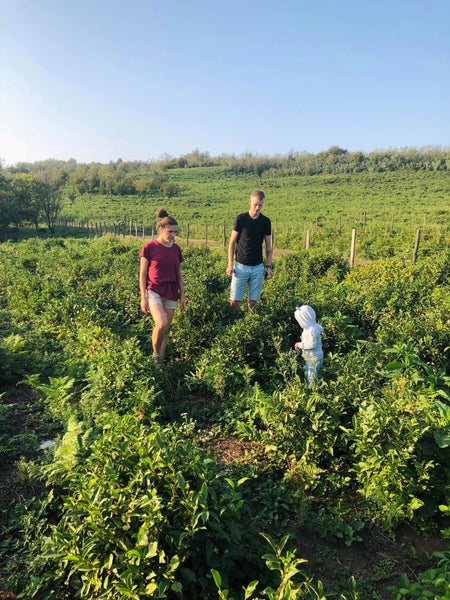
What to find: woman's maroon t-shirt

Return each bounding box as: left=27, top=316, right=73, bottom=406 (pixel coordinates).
left=140, top=240, right=184, bottom=301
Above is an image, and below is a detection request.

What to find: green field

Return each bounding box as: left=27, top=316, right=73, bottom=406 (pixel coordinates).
left=60, top=169, right=449, bottom=260
left=0, top=231, right=449, bottom=599
left=0, top=156, right=449, bottom=599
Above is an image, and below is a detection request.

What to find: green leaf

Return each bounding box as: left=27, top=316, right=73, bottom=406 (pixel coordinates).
left=399, top=573, right=410, bottom=587
left=244, top=580, right=259, bottom=599
left=64, top=554, right=81, bottom=562
left=385, top=361, right=404, bottom=371
left=237, top=477, right=250, bottom=486
left=434, top=431, right=450, bottom=448
left=145, top=581, right=158, bottom=594
left=435, top=400, right=450, bottom=419
left=211, top=568, right=222, bottom=587
left=409, top=497, right=424, bottom=511
left=145, top=541, right=158, bottom=558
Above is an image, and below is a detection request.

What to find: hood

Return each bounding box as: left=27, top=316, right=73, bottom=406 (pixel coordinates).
left=295, top=305, right=322, bottom=331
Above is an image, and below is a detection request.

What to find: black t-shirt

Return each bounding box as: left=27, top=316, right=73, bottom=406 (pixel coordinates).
left=233, top=212, right=272, bottom=266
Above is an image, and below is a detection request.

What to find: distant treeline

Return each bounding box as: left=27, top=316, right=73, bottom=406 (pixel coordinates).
left=1, top=146, right=449, bottom=240
left=2, top=146, right=449, bottom=198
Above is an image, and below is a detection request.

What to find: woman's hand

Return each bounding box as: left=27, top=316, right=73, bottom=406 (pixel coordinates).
left=140, top=295, right=149, bottom=314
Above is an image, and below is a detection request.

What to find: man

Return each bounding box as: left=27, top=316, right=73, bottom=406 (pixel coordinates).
left=226, top=190, right=273, bottom=310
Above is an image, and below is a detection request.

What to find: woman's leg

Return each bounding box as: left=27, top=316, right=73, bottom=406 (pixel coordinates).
left=149, top=303, right=175, bottom=358
left=158, top=308, right=175, bottom=357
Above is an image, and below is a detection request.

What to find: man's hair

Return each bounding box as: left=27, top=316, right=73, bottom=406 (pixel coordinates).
left=250, top=190, right=265, bottom=201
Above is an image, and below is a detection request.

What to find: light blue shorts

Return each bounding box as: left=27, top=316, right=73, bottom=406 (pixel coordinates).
left=230, top=261, right=265, bottom=302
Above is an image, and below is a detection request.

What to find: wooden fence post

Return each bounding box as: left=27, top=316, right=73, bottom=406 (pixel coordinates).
left=363, top=212, right=366, bottom=231
left=338, top=215, right=341, bottom=234
left=306, top=229, right=310, bottom=250
left=186, top=223, right=190, bottom=245
left=350, top=228, right=356, bottom=266
left=412, top=229, right=421, bottom=264
left=142, top=223, right=145, bottom=241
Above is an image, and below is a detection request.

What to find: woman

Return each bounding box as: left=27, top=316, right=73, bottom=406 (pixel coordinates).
left=139, top=208, right=186, bottom=363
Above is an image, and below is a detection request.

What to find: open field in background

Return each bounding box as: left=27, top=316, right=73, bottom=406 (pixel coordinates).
left=61, top=169, right=449, bottom=259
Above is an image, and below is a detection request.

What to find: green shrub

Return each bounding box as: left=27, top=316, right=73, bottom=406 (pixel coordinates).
left=23, top=414, right=261, bottom=599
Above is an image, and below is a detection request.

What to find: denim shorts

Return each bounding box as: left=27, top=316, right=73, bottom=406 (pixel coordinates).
left=147, top=289, right=178, bottom=310
left=230, top=261, right=265, bottom=302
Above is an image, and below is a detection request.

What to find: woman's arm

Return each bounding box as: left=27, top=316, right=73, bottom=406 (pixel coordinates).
left=140, top=256, right=149, bottom=314
left=178, top=266, right=186, bottom=311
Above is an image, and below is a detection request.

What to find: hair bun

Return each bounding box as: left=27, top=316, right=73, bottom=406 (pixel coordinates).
left=156, top=208, right=169, bottom=219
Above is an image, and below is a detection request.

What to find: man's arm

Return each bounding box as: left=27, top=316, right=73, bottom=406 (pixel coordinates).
left=264, top=234, right=273, bottom=279
left=226, top=230, right=239, bottom=276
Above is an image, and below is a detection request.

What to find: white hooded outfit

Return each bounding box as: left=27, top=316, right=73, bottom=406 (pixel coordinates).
left=294, top=305, right=324, bottom=383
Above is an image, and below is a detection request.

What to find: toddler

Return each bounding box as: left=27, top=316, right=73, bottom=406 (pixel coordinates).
left=294, top=305, right=324, bottom=384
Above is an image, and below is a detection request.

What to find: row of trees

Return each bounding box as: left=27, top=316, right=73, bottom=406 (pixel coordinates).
left=0, top=173, right=65, bottom=240
left=220, top=145, right=450, bottom=177
left=2, top=157, right=182, bottom=197
left=2, top=146, right=449, bottom=195
left=0, top=169, right=180, bottom=238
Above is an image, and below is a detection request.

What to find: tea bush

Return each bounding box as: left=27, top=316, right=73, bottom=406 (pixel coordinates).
left=1, top=235, right=449, bottom=598
left=23, top=414, right=264, bottom=599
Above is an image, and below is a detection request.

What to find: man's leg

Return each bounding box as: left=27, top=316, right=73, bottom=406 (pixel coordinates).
left=247, top=299, right=258, bottom=311
left=247, top=263, right=265, bottom=311
left=230, top=262, right=248, bottom=310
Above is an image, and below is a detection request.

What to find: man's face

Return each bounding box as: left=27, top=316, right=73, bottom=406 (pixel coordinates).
left=249, top=196, right=264, bottom=217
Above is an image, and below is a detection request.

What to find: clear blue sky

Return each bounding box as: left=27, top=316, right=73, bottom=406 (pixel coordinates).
left=1, top=0, right=449, bottom=165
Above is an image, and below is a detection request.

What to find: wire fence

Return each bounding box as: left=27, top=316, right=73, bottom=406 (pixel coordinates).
left=57, top=215, right=449, bottom=266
